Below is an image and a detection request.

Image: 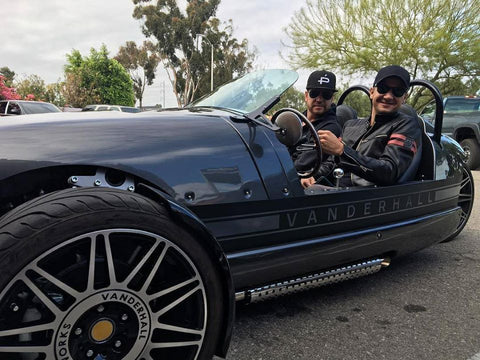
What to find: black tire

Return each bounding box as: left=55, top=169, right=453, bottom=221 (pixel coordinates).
left=441, top=166, right=475, bottom=242
left=460, top=138, right=480, bottom=170
left=0, top=187, right=223, bottom=360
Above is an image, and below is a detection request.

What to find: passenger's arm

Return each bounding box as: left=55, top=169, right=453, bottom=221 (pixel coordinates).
left=338, top=119, right=422, bottom=185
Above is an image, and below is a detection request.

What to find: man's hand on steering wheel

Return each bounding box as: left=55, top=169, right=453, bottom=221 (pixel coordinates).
left=317, top=130, right=344, bottom=156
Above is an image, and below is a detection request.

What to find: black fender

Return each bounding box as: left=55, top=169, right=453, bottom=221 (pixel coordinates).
left=452, top=123, right=480, bottom=143
left=137, top=183, right=235, bottom=358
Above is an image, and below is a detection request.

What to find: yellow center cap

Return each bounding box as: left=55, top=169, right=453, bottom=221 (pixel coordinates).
left=91, top=319, right=114, bottom=342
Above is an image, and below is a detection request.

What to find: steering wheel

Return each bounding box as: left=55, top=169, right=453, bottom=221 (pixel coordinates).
left=272, top=108, right=322, bottom=178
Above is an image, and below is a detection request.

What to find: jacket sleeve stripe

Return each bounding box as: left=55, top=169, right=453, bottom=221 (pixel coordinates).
left=390, top=133, right=407, bottom=140
left=387, top=139, right=418, bottom=154
left=387, top=139, right=405, bottom=147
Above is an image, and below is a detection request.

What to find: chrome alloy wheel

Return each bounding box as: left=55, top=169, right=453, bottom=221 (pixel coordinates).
left=0, top=229, right=208, bottom=360
left=442, top=166, right=475, bottom=242
left=457, top=166, right=474, bottom=232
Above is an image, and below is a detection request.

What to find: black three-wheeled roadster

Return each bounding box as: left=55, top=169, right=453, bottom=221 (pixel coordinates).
left=0, top=70, right=474, bottom=359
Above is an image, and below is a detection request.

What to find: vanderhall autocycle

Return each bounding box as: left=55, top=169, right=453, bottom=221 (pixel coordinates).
left=0, top=70, right=474, bottom=359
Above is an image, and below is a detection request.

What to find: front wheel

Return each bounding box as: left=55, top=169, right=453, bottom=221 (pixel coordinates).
left=460, top=138, right=480, bottom=170
left=0, top=188, right=223, bottom=360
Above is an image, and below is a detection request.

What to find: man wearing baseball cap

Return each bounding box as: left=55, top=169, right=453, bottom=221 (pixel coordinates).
left=290, top=70, right=342, bottom=187
left=316, top=65, right=422, bottom=187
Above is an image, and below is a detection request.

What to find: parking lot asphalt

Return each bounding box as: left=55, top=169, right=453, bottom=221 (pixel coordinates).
left=221, top=170, right=480, bottom=360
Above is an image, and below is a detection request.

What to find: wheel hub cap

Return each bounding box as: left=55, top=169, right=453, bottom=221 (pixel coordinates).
left=55, top=290, right=150, bottom=359
left=90, top=319, right=114, bottom=342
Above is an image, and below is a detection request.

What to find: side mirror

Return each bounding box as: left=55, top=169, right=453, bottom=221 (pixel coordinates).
left=272, top=110, right=302, bottom=147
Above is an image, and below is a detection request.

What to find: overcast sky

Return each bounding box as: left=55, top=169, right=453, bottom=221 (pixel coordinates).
left=2, top=0, right=308, bottom=107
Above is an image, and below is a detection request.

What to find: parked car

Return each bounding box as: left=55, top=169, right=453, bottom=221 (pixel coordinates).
left=421, top=95, right=480, bottom=169
left=0, top=99, right=61, bottom=116
left=82, top=104, right=141, bottom=113
left=0, top=69, right=473, bottom=360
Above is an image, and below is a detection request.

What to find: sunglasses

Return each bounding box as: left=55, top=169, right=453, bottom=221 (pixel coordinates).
left=308, top=89, right=334, bottom=100
left=376, top=83, right=407, bottom=97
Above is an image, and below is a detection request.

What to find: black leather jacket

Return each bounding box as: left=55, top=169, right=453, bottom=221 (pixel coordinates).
left=290, top=106, right=342, bottom=172
left=325, top=111, right=422, bottom=187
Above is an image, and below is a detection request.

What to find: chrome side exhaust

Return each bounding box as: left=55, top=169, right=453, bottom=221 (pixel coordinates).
left=236, top=258, right=390, bottom=303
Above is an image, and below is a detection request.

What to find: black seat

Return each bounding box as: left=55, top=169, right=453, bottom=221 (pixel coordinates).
left=336, top=104, right=357, bottom=128
left=397, top=104, right=435, bottom=182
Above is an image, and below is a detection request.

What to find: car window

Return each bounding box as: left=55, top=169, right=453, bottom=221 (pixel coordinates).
left=97, top=106, right=109, bottom=111
left=21, top=102, right=60, bottom=114
left=0, top=101, right=7, bottom=115
left=7, top=102, right=21, bottom=115
left=444, top=98, right=480, bottom=113
left=120, top=107, right=141, bottom=113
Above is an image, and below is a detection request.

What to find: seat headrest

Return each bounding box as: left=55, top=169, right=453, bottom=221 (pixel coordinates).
left=336, top=104, right=358, bottom=128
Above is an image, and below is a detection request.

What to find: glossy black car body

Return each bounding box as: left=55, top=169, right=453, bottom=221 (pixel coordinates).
left=0, top=70, right=474, bottom=360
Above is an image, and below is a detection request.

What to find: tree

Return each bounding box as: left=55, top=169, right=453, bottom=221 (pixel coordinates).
left=14, top=74, right=47, bottom=101
left=0, top=67, right=15, bottom=87
left=0, top=75, right=21, bottom=100
left=268, top=87, right=305, bottom=116
left=62, top=72, right=101, bottom=108
left=285, top=0, right=480, bottom=109
left=115, top=41, right=159, bottom=108
left=64, top=45, right=135, bottom=107
left=45, top=82, right=66, bottom=107
left=132, top=0, right=255, bottom=106
left=193, top=19, right=256, bottom=101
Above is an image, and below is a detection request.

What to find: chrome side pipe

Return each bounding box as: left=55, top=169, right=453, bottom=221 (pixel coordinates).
left=236, top=258, right=391, bottom=303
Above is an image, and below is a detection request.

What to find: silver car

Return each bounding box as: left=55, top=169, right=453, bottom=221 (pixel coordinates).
left=0, top=100, right=61, bottom=116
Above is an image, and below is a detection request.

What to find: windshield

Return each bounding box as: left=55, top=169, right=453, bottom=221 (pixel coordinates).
left=444, top=98, right=480, bottom=113
left=23, top=102, right=61, bottom=114
left=190, top=69, right=298, bottom=114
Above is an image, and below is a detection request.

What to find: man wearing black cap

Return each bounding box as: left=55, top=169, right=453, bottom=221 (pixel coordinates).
left=316, top=65, right=422, bottom=187
left=290, top=70, right=342, bottom=187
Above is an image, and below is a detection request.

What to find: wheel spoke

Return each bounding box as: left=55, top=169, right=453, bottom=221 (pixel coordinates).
left=104, top=234, right=117, bottom=285
left=123, top=239, right=163, bottom=286
left=153, top=322, right=203, bottom=336
left=0, top=345, right=53, bottom=353
left=147, top=277, right=199, bottom=302
left=86, top=235, right=97, bottom=291
left=148, top=340, right=202, bottom=349
left=154, top=284, right=202, bottom=317
left=460, top=176, right=471, bottom=189
left=140, top=244, right=169, bottom=294
left=22, top=276, right=62, bottom=317
left=30, top=264, right=81, bottom=299
left=0, top=323, right=56, bottom=337
left=458, top=197, right=473, bottom=204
